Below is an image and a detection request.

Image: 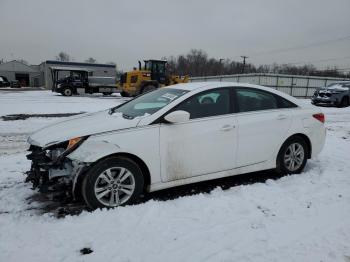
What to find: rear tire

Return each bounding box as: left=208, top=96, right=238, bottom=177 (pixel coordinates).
left=81, top=156, right=144, bottom=210
left=276, top=136, right=308, bottom=175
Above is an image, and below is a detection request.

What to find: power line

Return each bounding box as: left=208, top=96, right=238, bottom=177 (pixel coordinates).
left=318, top=67, right=350, bottom=71
left=249, top=34, right=350, bottom=57
left=286, top=56, right=350, bottom=65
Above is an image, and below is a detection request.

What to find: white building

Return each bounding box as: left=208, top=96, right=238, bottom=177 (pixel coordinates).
left=0, top=60, right=40, bottom=87
left=0, top=60, right=117, bottom=88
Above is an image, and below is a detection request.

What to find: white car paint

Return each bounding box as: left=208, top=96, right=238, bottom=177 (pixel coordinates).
left=159, top=113, right=238, bottom=182
left=235, top=108, right=293, bottom=167
left=28, top=82, right=326, bottom=192
left=28, top=111, right=143, bottom=148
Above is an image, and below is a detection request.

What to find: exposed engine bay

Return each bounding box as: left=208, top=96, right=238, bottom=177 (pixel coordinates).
left=25, top=138, right=87, bottom=200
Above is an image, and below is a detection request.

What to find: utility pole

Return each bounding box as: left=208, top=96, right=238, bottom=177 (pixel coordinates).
left=241, top=56, right=248, bottom=73
left=219, top=58, right=224, bottom=76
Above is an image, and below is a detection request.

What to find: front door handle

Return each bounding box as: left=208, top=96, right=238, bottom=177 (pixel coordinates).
left=220, top=124, right=235, bottom=131
left=277, top=114, right=288, bottom=120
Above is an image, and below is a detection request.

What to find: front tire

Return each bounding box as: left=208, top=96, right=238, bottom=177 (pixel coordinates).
left=276, top=136, right=308, bottom=174
left=338, top=96, right=349, bottom=108
left=120, top=91, right=130, bottom=97
left=82, top=156, right=144, bottom=209
left=61, top=87, right=73, bottom=96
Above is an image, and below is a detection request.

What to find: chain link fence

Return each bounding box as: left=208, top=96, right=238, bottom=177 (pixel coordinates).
left=190, top=73, right=350, bottom=98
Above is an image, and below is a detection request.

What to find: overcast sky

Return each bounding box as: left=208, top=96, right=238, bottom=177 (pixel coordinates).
left=1, top=0, right=349, bottom=70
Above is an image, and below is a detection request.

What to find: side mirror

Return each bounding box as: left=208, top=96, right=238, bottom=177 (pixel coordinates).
left=164, top=110, right=190, bottom=123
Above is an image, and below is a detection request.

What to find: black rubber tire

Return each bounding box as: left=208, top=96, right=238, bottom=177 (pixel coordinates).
left=81, top=156, right=144, bottom=210
left=102, top=92, right=113, bottom=96
left=339, top=97, right=349, bottom=108
left=276, top=136, right=308, bottom=175
left=141, top=85, right=156, bottom=94
left=120, top=91, right=129, bottom=97
left=61, top=87, right=73, bottom=96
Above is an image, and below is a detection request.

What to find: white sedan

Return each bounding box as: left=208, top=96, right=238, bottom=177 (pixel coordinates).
left=26, top=82, right=326, bottom=209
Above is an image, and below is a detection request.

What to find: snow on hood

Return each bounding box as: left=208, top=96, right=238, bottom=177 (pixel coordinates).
left=28, top=110, right=144, bottom=147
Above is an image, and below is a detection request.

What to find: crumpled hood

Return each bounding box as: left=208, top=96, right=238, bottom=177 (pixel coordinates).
left=321, top=84, right=349, bottom=92
left=28, top=110, right=142, bottom=147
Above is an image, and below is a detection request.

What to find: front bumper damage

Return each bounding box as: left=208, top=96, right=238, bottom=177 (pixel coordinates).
left=311, top=90, right=344, bottom=105
left=25, top=143, right=88, bottom=200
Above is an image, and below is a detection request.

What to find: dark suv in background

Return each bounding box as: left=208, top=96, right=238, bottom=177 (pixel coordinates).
left=0, top=76, right=11, bottom=87
left=311, top=81, right=350, bottom=107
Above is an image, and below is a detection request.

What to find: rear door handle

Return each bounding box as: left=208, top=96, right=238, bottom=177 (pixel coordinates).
left=220, top=124, right=235, bottom=131
left=277, top=114, right=288, bottom=120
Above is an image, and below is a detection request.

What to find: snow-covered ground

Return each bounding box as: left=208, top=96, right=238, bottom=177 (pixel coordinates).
left=0, top=90, right=349, bottom=262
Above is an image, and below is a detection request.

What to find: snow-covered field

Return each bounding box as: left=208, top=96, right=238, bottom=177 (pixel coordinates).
left=0, top=90, right=349, bottom=262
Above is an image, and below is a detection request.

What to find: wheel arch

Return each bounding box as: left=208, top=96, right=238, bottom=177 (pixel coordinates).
left=111, top=152, right=151, bottom=191
left=278, top=133, right=312, bottom=161
left=74, top=152, right=152, bottom=196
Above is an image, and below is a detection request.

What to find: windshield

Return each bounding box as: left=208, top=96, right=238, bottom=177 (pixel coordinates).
left=111, top=88, right=188, bottom=118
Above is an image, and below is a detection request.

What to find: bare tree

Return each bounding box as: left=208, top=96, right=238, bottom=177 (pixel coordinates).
left=85, top=57, right=97, bottom=63
left=166, top=49, right=348, bottom=78
left=55, top=52, right=70, bottom=62
left=18, top=59, right=29, bottom=65
left=167, top=49, right=250, bottom=77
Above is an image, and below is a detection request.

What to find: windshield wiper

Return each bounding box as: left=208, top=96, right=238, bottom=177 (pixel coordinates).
left=108, top=108, right=115, bottom=115
left=122, top=113, right=134, bottom=119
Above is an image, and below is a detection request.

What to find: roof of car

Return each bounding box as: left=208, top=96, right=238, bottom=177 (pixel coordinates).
left=166, top=81, right=276, bottom=91
left=166, top=81, right=303, bottom=106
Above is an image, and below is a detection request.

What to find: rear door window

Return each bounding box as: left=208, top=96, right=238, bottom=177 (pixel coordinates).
left=236, top=88, right=278, bottom=112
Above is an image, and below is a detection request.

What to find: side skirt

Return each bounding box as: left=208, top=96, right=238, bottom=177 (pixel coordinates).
left=148, top=160, right=273, bottom=192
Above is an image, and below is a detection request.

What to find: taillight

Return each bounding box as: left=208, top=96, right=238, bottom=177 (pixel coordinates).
left=313, top=113, right=325, bottom=123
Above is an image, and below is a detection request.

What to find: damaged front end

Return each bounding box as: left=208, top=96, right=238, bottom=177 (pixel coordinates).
left=25, top=137, right=88, bottom=200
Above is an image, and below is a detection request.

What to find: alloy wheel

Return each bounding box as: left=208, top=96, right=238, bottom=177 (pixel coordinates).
left=283, top=142, right=305, bottom=172
left=94, top=167, right=135, bottom=207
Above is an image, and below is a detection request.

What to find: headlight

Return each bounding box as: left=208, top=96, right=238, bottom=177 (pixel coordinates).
left=67, top=137, right=83, bottom=150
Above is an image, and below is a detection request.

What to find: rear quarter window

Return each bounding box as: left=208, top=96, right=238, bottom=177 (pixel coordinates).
left=276, top=96, right=298, bottom=108
left=236, top=88, right=278, bottom=112
left=236, top=87, right=297, bottom=112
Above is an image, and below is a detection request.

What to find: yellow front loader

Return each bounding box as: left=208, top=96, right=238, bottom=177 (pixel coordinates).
left=118, top=59, right=189, bottom=97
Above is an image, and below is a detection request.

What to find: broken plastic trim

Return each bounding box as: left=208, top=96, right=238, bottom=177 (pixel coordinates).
left=53, top=136, right=89, bottom=165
